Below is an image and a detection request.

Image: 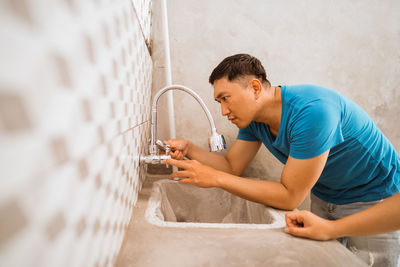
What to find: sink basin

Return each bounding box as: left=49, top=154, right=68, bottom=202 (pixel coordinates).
left=145, top=179, right=287, bottom=229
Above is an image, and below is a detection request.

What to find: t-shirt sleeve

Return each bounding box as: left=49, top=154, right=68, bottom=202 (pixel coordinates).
left=237, top=124, right=259, bottom=141
left=289, top=101, right=344, bottom=159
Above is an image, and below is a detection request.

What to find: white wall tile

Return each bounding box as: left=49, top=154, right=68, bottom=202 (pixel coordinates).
left=0, top=0, right=152, bottom=266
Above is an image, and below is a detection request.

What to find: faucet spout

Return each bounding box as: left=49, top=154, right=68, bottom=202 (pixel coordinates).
left=149, top=84, right=226, bottom=158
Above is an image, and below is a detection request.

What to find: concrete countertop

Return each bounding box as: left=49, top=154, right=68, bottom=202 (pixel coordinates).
left=116, top=175, right=367, bottom=267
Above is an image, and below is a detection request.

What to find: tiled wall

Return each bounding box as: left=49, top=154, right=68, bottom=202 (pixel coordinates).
left=0, top=0, right=152, bottom=266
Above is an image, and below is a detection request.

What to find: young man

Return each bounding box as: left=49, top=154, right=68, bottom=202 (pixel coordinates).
left=164, top=54, right=400, bottom=266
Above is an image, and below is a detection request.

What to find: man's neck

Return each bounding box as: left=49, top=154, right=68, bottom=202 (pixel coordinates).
left=255, top=86, right=282, bottom=135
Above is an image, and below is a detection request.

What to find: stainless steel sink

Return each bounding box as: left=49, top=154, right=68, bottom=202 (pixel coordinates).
left=145, top=179, right=287, bottom=229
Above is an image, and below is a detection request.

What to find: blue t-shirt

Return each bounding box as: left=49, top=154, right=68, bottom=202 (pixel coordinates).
left=238, top=84, right=400, bottom=204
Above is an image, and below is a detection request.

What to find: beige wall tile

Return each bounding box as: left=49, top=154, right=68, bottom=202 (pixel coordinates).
left=0, top=91, right=32, bottom=131
left=0, top=200, right=28, bottom=248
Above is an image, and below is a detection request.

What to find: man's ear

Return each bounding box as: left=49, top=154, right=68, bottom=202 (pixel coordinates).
left=249, top=79, right=262, bottom=99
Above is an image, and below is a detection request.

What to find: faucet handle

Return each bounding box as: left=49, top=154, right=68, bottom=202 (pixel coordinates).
left=156, top=140, right=170, bottom=153
left=156, top=140, right=171, bottom=168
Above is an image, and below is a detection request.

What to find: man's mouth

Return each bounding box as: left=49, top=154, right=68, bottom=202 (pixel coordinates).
left=228, top=117, right=237, bottom=123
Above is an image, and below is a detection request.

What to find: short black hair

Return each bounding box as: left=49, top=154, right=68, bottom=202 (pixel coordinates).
left=209, top=54, right=270, bottom=85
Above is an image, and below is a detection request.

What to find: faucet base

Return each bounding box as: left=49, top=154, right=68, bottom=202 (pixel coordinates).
left=140, top=154, right=171, bottom=165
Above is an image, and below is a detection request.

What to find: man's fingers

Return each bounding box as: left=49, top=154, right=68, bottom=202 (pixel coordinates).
left=285, top=217, right=297, bottom=228
left=164, top=139, right=175, bottom=147
left=178, top=178, right=192, bottom=185
left=285, top=226, right=310, bottom=239
left=285, top=212, right=309, bottom=238
left=163, top=140, right=171, bottom=146
left=285, top=212, right=303, bottom=227
left=164, top=139, right=182, bottom=149
left=167, top=150, right=184, bottom=160
left=176, top=152, right=183, bottom=160
left=285, top=212, right=294, bottom=226
left=163, top=158, right=189, bottom=168
left=169, top=150, right=180, bottom=159
left=170, top=170, right=191, bottom=178
left=176, top=151, right=183, bottom=160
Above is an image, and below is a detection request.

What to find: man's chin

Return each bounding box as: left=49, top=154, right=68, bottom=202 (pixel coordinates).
left=235, top=121, right=250, bottom=129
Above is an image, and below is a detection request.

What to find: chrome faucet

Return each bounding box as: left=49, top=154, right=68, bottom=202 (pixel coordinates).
left=140, top=84, right=226, bottom=164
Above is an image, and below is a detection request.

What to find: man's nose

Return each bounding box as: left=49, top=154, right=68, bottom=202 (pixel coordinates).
left=221, top=103, right=230, bottom=116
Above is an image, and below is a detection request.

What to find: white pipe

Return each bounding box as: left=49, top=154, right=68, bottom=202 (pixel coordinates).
left=161, top=0, right=176, bottom=140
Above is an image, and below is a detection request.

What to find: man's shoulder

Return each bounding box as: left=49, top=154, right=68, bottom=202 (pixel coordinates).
left=284, top=84, right=333, bottom=95
left=283, top=84, right=341, bottom=106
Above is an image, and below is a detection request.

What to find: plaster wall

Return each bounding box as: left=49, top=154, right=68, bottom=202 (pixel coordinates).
left=151, top=0, right=400, bottom=209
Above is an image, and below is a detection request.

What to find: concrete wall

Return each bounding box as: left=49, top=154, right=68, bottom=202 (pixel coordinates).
left=151, top=0, right=400, bottom=209
left=0, top=0, right=152, bottom=266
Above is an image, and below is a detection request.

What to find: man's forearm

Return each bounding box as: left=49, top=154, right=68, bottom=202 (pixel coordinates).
left=186, top=141, right=233, bottom=173
left=329, top=193, right=400, bottom=238
left=215, top=172, right=298, bottom=210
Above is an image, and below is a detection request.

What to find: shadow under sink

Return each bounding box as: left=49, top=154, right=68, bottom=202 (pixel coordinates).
left=145, top=179, right=287, bottom=229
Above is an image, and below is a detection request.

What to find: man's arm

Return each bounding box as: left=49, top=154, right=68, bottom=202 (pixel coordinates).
left=165, top=150, right=330, bottom=210
left=285, top=193, right=400, bottom=240
left=165, top=139, right=261, bottom=175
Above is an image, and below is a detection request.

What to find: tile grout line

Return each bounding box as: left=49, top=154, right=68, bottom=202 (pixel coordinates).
left=130, top=0, right=151, bottom=54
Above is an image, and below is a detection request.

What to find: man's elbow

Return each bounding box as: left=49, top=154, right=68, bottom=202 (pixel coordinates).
left=224, top=157, right=242, bottom=176
left=283, top=201, right=299, bottom=211
left=279, top=197, right=303, bottom=211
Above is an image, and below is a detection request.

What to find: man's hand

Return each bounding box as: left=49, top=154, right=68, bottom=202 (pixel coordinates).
left=163, top=158, right=220, bottom=188
left=284, top=210, right=335, bottom=241
left=163, top=139, right=190, bottom=160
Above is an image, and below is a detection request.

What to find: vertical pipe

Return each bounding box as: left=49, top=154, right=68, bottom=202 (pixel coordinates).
left=161, top=0, right=176, bottom=140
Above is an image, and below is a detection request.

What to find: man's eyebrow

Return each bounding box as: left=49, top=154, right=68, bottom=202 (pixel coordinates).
left=214, top=92, right=225, bottom=101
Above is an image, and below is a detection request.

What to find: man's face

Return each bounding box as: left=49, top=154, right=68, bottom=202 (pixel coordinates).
left=213, top=77, right=257, bottom=129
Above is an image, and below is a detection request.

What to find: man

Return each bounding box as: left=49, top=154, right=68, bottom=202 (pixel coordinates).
left=164, top=54, right=400, bottom=266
